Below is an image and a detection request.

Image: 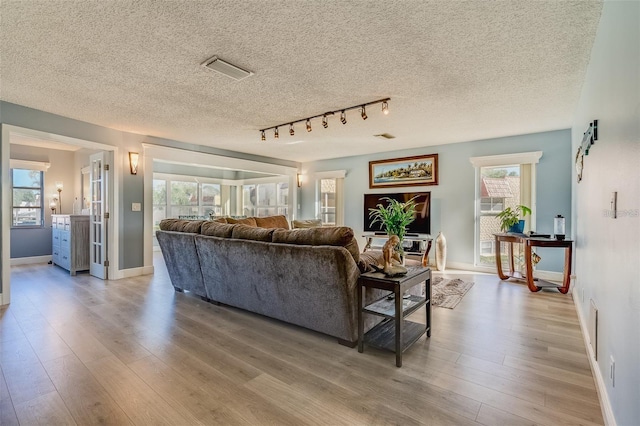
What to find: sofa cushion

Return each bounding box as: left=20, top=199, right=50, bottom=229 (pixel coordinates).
left=182, top=220, right=206, bottom=234
left=211, top=217, right=228, bottom=224
left=159, top=219, right=190, bottom=232
left=232, top=224, right=275, bottom=242
left=291, top=219, right=322, bottom=229
left=226, top=217, right=258, bottom=226
left=272, top=227, right=360, bottom=265
left=201, top=221, right=236, bottom=238
left=254, top=215, right=290, bottom=230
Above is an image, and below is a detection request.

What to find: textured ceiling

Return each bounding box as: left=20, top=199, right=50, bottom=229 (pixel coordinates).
left=0, top=1, right=602, bottom=163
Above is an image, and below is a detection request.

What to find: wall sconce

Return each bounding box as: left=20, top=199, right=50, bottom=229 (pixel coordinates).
left=129, top=152, right=139, bottom=175
left=297, top=173, right=303, bottom=188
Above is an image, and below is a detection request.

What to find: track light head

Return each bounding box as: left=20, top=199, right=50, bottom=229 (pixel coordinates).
left=382, top=101, right=389, bottom=115
left=289, top=123, right=294, bottom=136
left=340, top=110, right=347, bottom=124
left=261, top=130, right=266, bottom=141
left=361, top=105, right=367, bottom=120
left=322, top=115, right=328, bottom=128
left=306, top=119, right=312, bottom=132
left=274, top=127, right=279, bottom=139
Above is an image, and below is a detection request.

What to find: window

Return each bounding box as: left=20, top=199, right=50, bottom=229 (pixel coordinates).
left=242, top=182, right=288, bottom=217
left=12, top=168, right=44, bottom=227
left=319, top=178, right=336, bottom=226
left=470, top=151, right=541, bottom=269
left=152, top=175, right=223, bottom=246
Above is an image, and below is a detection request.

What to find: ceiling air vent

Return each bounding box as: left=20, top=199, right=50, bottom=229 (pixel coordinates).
left=374, top=133, right=395, bottom=140
left=201, top=56, right=253, bottom=81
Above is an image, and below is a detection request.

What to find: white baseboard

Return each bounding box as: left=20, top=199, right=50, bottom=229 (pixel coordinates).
left=444, top=261, right=563, bottom=281
left=10, top=255, right=52, bottom=266
left=111, top=265, right=154, bottom=280
left=574, top=294, right=617, bottom=426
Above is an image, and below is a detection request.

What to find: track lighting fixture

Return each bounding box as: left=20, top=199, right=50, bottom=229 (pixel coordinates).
left=259, top=97, right=389, bottom=140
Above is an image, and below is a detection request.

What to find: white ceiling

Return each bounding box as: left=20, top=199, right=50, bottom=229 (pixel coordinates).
left=0, top=1, right=602, bottom=163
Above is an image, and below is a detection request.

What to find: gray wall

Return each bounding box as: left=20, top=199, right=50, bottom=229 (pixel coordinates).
left=9, top=145, right=76, bottom=258
left=571, top=1, right=639, bottom=424
left=301, top=129, right=572, bottom=272
left=0, top=101, right=296, bottom=281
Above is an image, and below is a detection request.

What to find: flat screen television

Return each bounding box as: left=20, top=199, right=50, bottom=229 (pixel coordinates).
left=363, top=192, right=431, bottom=236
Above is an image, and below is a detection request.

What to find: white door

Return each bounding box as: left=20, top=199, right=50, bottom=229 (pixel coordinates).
left=89, top=151, right=111, bottom=279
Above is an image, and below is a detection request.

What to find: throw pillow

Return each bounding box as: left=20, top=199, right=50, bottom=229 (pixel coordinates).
left=254, top=215, right=290, bottom=229
left=226, top=217, right=258, bottom=226
left=359, top=250, right=385, bottom=272
left=231, top=224, right=274, bottom=242
left=201, top=221, right=236, bottom=238
left=291, top=219, right=322, bottom=229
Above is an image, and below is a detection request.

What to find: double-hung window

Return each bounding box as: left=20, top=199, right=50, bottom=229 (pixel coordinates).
left=12, top=168, right=44, bottom=227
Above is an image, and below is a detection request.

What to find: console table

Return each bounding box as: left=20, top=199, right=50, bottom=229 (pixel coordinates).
left=494, top=233, right=573, bottom=294
left=358, top=266, right=431, bottom=367
left=362, top=232, right=433, bottom=266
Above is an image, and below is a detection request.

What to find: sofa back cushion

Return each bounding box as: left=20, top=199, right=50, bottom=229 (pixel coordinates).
left=159, top=219, right=205, bottom=233
left=232, top=224, right=275, bottom=242
left=201, top=221, right=236, bottom=238
left=272, top=227, right=360, bottom=265
left=226, top=217, right=258, bottom=226
left=254, top=215, right=290, bottom=230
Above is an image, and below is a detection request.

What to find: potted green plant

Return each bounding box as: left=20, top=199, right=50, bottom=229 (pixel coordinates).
left=496, top=204, right=532, bottom=233
left=368, top=196, right=418, bottom=247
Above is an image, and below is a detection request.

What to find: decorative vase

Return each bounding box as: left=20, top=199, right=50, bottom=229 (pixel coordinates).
left=435, top=231, right=447, bottom=271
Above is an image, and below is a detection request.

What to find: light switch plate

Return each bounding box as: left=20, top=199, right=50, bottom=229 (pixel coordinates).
left=132, top=202, right=141, bottom=212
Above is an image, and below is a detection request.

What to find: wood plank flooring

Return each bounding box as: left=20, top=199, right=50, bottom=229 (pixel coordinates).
left=0, top=255, right=603, bottom=425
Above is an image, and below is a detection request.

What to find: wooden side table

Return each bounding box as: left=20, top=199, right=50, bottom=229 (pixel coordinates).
left=358, top=266, right=431, bottom=367
left=494, top=233, right=573, bottom=294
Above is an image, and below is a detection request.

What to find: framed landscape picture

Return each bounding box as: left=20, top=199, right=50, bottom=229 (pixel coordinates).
left=369, top=154, right=438, bottom=188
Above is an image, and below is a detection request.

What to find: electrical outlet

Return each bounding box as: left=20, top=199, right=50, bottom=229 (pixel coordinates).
left=610, top=356, right=615, bottom=387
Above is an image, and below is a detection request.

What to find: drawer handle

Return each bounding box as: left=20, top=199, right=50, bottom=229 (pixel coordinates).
left=62, top=256, right=68, bottom=260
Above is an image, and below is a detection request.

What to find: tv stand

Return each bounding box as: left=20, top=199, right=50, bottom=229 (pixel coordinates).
left=362, top=232, right=433, bottom=266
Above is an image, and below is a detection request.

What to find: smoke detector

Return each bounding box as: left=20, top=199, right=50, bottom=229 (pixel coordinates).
left=201, top=56, right=253, bottom=81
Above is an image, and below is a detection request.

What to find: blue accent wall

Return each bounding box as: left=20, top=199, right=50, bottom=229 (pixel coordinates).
left=301, top=129, right=572, bottom=272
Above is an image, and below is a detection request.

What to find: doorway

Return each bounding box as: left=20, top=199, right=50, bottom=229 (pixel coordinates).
left=1, top=124, right=120, bottom=305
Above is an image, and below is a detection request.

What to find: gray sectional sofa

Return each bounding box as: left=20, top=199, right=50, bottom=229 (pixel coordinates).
left=156, top=216, right=385, bottom=346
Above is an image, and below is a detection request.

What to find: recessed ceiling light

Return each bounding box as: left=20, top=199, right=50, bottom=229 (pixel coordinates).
left=201, top=55, right=253, bottom=81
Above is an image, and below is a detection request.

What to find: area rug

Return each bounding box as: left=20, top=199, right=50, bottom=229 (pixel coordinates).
left=431, top=277, right=474, bottom=309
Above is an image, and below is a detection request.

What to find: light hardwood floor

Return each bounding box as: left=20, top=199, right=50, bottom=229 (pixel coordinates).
left=1, top=256, right=603, bottom=425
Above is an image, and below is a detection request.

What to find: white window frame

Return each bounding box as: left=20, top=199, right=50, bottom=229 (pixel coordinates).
left=470, top=151, right=542, bottom=270
left=10, top=160, right=49, bottom=228
left=314, top=170, right=346, bottom=226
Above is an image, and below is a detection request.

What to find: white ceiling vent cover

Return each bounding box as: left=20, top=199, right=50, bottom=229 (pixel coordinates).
left=201, top=56, right=253, bottom=81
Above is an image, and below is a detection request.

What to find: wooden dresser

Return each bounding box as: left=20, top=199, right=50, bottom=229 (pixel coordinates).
left=52, top=214, right=90, bottom=275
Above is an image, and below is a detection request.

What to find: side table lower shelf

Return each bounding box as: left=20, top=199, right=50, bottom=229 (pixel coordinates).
left=358, top=266, right=431, bottom=367
left=363, top=318, right=429, bottom=353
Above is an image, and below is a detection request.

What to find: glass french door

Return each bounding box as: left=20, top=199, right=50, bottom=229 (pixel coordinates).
left=89, top=151, right=111, bottom=279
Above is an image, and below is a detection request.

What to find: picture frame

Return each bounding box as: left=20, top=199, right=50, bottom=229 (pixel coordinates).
left=369, top=154, right=439, bottom=188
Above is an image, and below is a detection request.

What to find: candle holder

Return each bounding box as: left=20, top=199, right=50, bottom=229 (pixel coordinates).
left=554, top=215, right=565, bottom=240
